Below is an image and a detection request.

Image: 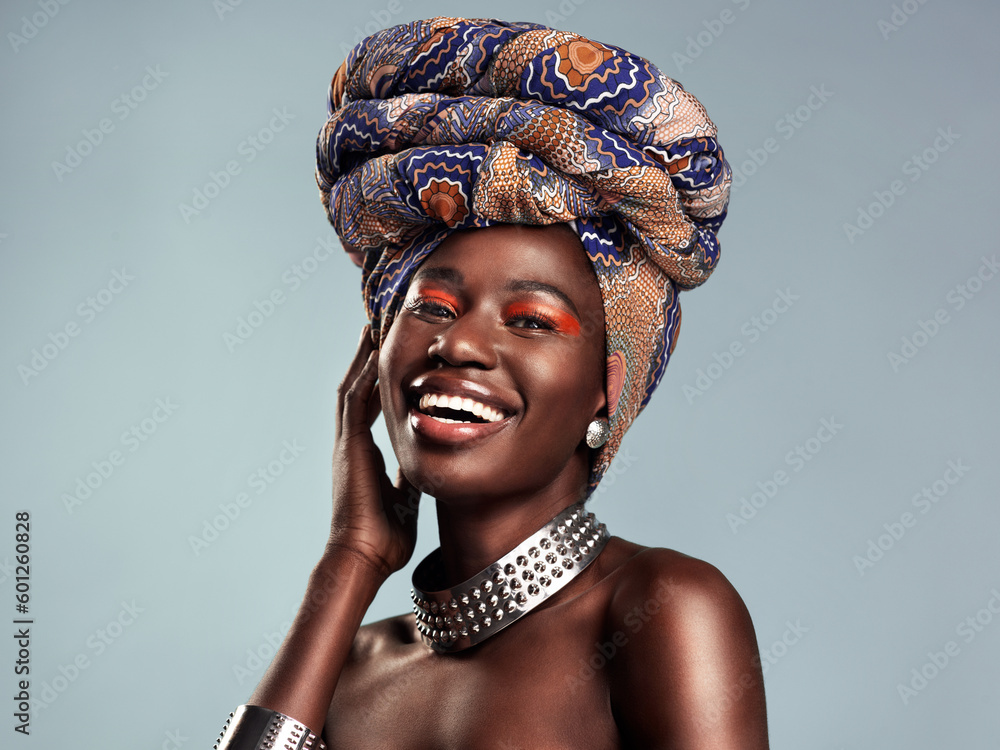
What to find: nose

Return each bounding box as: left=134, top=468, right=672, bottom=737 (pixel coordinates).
left=426, top=308, right=498, bottom=369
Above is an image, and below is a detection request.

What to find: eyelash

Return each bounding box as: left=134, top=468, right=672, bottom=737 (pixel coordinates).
left=404, top=295, right=456, bottom=318
left=506, top=307, right=557, bottom=330
left=404, top=295, right=556, bottom=331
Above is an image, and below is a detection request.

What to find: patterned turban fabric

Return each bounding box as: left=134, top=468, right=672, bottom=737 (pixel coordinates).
left=316, top=17, right=731, bottom=494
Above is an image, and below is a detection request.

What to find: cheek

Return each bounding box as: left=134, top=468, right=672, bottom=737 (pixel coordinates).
left=558, top=328, right=606, bottom=406
left=527, top=351, right=601, bottom=423
left=377, top=324, right=409, bottom=408
left=378, top=317, right=412, bottom=379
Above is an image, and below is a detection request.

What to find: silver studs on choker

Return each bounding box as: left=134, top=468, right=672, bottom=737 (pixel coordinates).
left=410, top=502, right=609, bottom=653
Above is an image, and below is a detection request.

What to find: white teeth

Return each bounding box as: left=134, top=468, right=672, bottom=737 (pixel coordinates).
left=417, top=392, right=507, bottom=423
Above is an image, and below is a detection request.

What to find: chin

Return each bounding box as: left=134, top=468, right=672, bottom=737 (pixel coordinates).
left=384, top=407, right=517, bottom=501
left=396, top=447, right=504, bottom=502
left=398, top=442, right=591, bottom=507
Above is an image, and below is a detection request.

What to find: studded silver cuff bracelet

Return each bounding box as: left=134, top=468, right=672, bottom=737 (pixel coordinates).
left=214, top=705, right=327, bottom=750
left=411, top=501, right=610, bottom=653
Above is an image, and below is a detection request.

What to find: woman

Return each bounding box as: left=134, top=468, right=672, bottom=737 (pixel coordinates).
left=216, top=17, right=768, bottom=749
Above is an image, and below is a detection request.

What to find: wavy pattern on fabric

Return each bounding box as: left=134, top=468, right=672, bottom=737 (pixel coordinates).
left=316, top=17, right=731, bottom=493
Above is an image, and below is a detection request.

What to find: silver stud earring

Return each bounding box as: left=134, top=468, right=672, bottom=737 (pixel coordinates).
left=585, top=418, right=610, bottom=449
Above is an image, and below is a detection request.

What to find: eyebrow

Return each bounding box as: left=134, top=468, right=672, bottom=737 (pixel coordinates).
left=413, top=267, right=580, bottom=317
left=504, top=280, right=580, bottom=317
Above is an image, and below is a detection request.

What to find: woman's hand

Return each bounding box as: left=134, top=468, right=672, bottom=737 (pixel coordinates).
left=327, top=324, right=420, bottom=580
left=245, top=325, right=409, bottom=731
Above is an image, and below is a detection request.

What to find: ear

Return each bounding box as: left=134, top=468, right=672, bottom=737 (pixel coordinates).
left=590, top=390, right=607, bottom=423
left=586, top=361, right=607, bottom=424
left=599, top=350, right=625, bottom=422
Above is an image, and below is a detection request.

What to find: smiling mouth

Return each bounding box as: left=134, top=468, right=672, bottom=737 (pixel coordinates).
left=416, top=393, right=508, bottom=424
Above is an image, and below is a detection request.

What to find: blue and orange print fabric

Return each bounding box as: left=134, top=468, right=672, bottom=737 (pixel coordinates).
left=316, top=17, right=731, bottom=492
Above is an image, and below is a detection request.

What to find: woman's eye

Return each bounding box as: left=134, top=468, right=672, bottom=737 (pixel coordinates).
left=507, top=311, right=556, bottom=330
left=405, top=296, right=455, bottom=319
left=505, top=304, right=580, bottom=336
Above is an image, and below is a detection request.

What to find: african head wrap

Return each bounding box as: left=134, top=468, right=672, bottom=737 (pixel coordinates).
left=316, top=17, right=731, bottom=494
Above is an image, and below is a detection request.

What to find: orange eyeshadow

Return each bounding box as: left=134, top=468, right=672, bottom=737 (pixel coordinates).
left=415, top=289, right=459, bottom=308
left=506, top=303, right=581, bottom=336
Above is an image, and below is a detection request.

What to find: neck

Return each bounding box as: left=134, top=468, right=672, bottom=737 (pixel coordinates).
left=411, top=496, right=610, bottom=653
left=433, top=488, right=587, bottom=586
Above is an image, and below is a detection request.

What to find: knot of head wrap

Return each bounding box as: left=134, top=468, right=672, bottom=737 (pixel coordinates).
left=316, top=17, right=731, bottom=495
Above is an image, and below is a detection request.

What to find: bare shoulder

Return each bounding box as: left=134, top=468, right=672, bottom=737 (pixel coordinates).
left=606, top=543, right=753, bottom=628
left=345, top=613, right=417, bottom=667
left=326, top=613, right=423, bottom=737
left=603, top=541, right=769, bottom=748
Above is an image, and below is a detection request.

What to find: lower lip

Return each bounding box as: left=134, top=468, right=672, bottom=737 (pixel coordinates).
left=409, top=407, right=512, bottom=446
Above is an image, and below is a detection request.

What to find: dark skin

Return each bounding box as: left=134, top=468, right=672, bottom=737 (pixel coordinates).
left=247, top=224, right=769, bottom=749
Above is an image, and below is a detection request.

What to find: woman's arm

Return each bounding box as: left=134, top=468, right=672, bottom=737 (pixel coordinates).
left=243, top=548, right=386, bottom=733
left=608, top=549, right=769, bottom=749
left=239, top=325, right=420, bottom=734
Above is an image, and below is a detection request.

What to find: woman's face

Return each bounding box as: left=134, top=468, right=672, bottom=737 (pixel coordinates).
left=379, top=223, right=607, bottom=504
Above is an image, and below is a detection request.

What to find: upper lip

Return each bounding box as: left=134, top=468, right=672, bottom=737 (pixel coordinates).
left=408, top=375, right=518, bottom=418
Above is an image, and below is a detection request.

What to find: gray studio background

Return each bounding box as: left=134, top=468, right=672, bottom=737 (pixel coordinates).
left=2, top=0, right=997, bottom=747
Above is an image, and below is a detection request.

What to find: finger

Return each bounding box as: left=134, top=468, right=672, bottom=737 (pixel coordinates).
left=367, top=381, right=383, bottom=429
left=336, top=325, right=374, bottom=438
left=371, top=442, right=388, bottom=480
left=394, top=467, right=420, bottom=532
left=341, top=348, right=380, bottom=440
left=394, top=466, right=419, bottom=499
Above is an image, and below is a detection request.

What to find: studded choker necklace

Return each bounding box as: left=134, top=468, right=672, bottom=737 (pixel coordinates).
left=410, top=501, right=610, bottom=653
